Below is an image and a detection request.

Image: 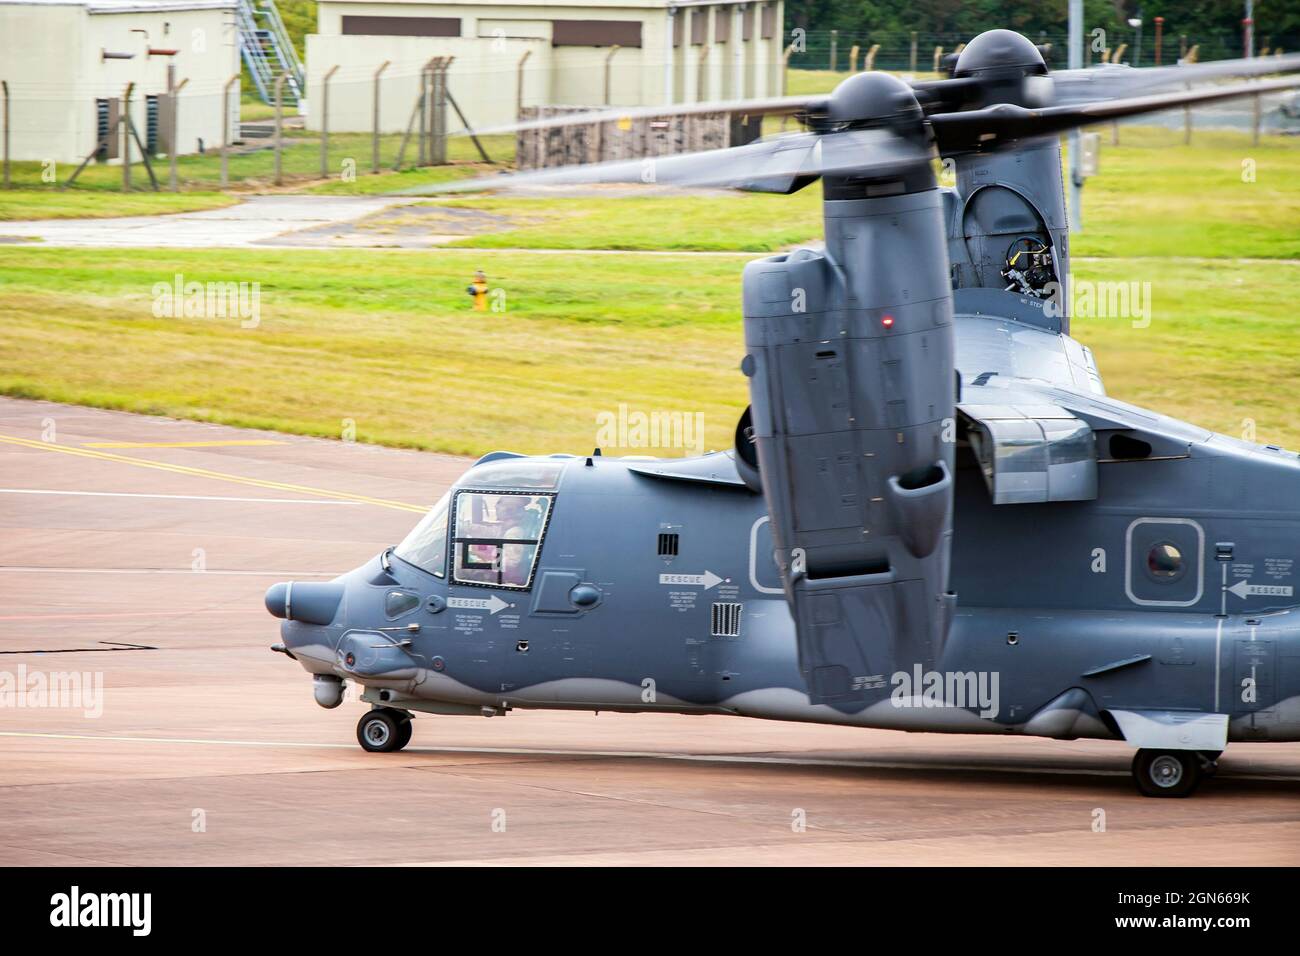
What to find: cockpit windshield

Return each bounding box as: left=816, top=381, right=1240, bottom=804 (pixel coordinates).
left=451, top=491, right=554, bottom=590
left=392, top=459, right=564, bottom=587
left=393, top=492, right=450, bottom=577
left=454, top=458, right=564, bottom=490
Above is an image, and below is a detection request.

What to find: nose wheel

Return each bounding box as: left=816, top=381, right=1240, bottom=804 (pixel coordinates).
left=1132, top=749, right=1203, bottom=798
left=356, top=707, right=413, bottom=753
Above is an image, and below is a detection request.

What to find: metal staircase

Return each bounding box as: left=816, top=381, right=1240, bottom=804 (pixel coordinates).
left=237, top=0, right=305, bottom=106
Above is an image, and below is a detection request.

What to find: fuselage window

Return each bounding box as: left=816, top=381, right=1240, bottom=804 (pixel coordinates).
left=393, top=492, right=451, bottom=578
left=451, top=491, right=554, bottom=590
left=385, top=590, right=420, bottom=618
left=1147, top=542, right=1184, bottom=579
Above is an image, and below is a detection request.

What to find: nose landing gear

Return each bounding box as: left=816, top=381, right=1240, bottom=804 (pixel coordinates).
left=357, top=707, right=414, bottom=753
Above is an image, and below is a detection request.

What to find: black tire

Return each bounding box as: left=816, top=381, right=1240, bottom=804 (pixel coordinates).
left=394, top=716, right=413, bottom=751
left=1132, top=749, right=1202, bottom=798
left=357, top=708, right=407, bottom=753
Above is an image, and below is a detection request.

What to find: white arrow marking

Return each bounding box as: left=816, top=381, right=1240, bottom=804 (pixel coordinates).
left=1227, top=580, right=1293, bottom=599
left=447, top=595, right=511, bottom=614
left=659, top=571, right=723, bottom=590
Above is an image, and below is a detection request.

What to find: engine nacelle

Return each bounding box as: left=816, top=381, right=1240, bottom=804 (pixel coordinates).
left=742, top=182, right=957, bottom=709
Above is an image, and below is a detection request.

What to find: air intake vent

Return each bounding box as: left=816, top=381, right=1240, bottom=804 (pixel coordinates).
left=711, top=602, right=742, bottom=638
left=95, top=99, right=112, bottom=161
left=145, top=94, right=160, bottom=156
left=657, top=532, right=679, bottom=557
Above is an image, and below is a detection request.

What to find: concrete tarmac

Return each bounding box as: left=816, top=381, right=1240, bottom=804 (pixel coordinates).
left=1, top=396, right=1297, bottom=866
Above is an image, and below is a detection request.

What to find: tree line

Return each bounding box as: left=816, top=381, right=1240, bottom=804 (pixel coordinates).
left=784, top=0, right=1299, bottom=63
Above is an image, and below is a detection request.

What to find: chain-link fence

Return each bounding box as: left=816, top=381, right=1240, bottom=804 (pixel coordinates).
left=785, top=28, right=1298, bottom=73
left=0, top=67, right=516, bottom=195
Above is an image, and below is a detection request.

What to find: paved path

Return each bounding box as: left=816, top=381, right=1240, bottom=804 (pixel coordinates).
left=0, top=195, right=421, bottom=249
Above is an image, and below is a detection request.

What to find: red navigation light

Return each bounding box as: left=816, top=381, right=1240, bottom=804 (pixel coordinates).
left=881, top=315, right=895, bottom=328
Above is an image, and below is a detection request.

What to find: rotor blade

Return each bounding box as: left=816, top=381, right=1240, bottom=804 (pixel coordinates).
left=910, top=52, right=1300, bottom=115
left=931, top=75, right=1300, bottom=155
left=1050, top=52, right=1300, bottom=104
left=452, top=51, right=1300, bottom=139
left=909, top=75, right=992, bottom=113
left=448, top=93, right=822, bottom=139
left=397, top=127, right=931, bottom=196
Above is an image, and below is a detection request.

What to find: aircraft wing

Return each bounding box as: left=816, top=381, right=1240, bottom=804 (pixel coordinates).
left=954, top=317, right=1222, bottom=510
left=954, top=307, right=1105, bottom=396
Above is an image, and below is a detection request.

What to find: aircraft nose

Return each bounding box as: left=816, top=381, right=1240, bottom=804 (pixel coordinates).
left=264, top=581, right=345, bottom=625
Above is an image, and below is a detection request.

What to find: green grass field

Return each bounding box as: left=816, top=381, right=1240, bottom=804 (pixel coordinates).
left=2, top=247, right=1299, bottom=456
left=238, top=92, right=280, bottom=123
left=1066, top=127, right=1300, bottom=259
left=0, top=248, right=747, bottom=457
left=407, top=190, right=825, bottom=252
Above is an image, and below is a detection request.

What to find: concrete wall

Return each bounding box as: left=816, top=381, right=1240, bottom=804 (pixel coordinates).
left=305, top=32, right=550, bottom=133
left=666, top=2, right=785, bottom=104
left=0, top=2, right=240, bottom=164
left=550, top=45, right=654, bottom=107
left=1, top=3, right=90, bottom=163
left=306, top=0, right=784, bottom=133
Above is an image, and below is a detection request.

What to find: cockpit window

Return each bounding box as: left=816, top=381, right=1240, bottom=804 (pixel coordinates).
left=385, top=590, right=420, bottom=618
left=451, top=491, right=554, bottom=590
left=456, top=459, right=564, bottom=490
left=393, top=492, right=450, bottom=578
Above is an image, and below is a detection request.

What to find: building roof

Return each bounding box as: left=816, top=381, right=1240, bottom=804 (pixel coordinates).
left=0, top=0, right=236, bottom=11
left=315, top=0, right=682, bottom=8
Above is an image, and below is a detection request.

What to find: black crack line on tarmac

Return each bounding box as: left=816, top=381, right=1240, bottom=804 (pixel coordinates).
left=0, top=640, right=158, bottom=655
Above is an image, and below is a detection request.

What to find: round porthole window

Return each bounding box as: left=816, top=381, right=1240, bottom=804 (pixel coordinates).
left=1147, top=542, right=1184, bottom=580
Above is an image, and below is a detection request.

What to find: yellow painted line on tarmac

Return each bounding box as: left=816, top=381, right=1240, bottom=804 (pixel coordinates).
left=0, top=433, right=426, bottom=513
left=82, top=439, right=285, bottom=449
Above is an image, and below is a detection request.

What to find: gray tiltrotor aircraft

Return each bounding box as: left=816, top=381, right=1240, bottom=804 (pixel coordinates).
left=268, top=31, right=1300, bottom=796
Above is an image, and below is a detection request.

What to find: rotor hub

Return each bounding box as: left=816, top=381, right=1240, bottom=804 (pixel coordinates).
left=943, top=29, right=1053, bottom=111
left=953, top=29, right=1048, bottom=78
left=818, top=71, right=925, bottom=132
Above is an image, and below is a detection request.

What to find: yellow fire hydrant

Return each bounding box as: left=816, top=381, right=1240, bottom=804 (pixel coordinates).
left=466, top=270, right=489, bottom=311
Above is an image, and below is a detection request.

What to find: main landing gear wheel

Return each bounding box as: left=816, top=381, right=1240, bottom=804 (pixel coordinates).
left=394, top=715, right=413, bottom=750
left=357, top=708, right=412, bottom=753
left=1132, top=749, right=1202, bottom=798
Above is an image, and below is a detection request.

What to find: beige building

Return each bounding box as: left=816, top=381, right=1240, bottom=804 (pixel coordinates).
left=0, top=0, right=242, bottom=164
left=305, top=0, right=785, bottom=133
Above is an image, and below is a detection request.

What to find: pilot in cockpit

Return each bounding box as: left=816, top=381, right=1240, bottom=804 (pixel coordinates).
left=465, top=494, right=547, bottom=586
